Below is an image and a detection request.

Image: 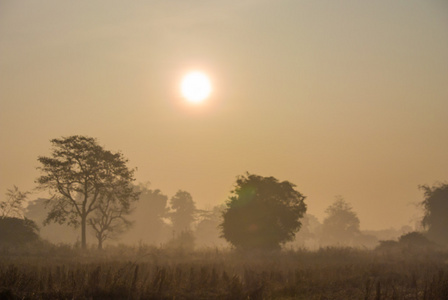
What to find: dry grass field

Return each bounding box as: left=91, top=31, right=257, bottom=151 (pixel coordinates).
left=0, top=244, right=447, bottom=299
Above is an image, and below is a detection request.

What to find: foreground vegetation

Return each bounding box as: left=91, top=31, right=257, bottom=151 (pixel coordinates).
left=0, top=244, right=447, bottom=299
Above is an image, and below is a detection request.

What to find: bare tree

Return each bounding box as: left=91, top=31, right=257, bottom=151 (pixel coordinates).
left=89, top=187, right=137, bottom=249
left=1, top=186, right=30, bottom=219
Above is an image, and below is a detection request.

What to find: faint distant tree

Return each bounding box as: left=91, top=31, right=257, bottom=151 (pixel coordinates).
left=169, top=190, right=196, bottom=234
left=25, top=198, right=79, bottom=243
left=165, top=230, right=195, bottom=251
left=420, top=182, right=448, bottom=245
left=287, top=213, right=322, bottom=249
left=1, top=186, right=30, bottom=219
left=124, top=184, right=170, bottom=245
left=88, top=186, right=138, bottom=250
left=221, top=173, right=307, bottom=251
left=36, top=135, right=136, bottom=249
left=319, top=196, right=360, bottom=246
left=195, top=205, right=227, bottom=247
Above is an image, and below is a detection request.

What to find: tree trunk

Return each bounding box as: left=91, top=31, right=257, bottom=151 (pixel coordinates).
left=98, top=236, right=103, bottom=250
left=81, top=215, right=87, bottom=249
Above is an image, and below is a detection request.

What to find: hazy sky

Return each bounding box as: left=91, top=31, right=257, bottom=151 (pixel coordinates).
left=1, top=1, right=447, bottom=230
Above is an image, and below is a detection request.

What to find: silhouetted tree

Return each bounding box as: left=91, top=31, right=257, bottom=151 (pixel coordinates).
left=1, top=186, right=29, bottom=219
left=169, top=190, right=196, bottom=234
left=0, top=217, right=39, bottom=246
left=420, top=182, right=448, bottom=245
left=221, top=173, right=307, bottom=251
left=36, top=135, right=136, bottom=249
left=89, top=186, right=138, bottom=249
left=319, top=196, right=360, bottom=246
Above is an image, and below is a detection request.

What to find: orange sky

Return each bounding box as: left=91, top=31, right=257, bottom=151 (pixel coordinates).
left=1, top=1, right=447, bottom=230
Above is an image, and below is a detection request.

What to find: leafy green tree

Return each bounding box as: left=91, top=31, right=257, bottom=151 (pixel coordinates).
left=36, top=135, right=136, bottom=249
left=319, top=196, right=360, bottom=246
left=221, top=173, right=307, bottom=251
left=420, top=182, right=448, bottom=245
left=169, top=190, right=196, bottom=233
left=1, top=186, right=30, bottom=219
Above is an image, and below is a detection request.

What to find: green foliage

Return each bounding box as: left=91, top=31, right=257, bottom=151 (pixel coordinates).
left=420, top=182, right=448, bottom=245
left=0, top=217, right=39, bottom=246
left=221, top=173, right=307, bottom=251
left=36, top=135, right=136, bottom=249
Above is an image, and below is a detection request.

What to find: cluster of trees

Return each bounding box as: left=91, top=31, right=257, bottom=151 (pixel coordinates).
left=119, top=185, right=213, bottom=250
left=285, top=199, right=380, bottom=249
left=2, top=135, right=448, bottom=252
left=31, top=136, right=223, bottom=250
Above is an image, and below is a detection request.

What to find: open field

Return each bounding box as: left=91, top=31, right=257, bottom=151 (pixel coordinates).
left=0, top=245, right=447, bottom=299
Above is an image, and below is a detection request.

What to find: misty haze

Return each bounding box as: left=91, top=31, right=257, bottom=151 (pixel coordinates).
left=1, top=1, right=447, bottom=299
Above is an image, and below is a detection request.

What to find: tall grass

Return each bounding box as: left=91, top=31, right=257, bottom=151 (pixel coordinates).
left=0, top=244, right=447, bottom=299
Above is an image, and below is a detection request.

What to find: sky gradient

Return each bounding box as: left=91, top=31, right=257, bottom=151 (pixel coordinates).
left=1, top=0, right=447, bottom=230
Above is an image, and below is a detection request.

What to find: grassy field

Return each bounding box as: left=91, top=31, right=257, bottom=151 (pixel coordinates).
left=0, top=244, right=447, bottom=299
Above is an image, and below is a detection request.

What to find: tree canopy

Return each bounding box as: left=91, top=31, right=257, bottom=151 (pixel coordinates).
left=36, top=135, right=137, bottom=249
left=169, top=190, right=196, bottom=234
left=221, top=173, right=307, bottom=251
left=420, top=182, right=448, bottom=245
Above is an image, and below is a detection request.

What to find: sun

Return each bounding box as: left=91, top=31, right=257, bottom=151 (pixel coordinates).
left=180, top=71, right=212, bottom=103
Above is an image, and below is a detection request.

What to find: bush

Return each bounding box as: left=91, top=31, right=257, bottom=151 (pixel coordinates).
left=399, top=231, right=433, bottom=247
left=0, top=217, right=39, bottom=246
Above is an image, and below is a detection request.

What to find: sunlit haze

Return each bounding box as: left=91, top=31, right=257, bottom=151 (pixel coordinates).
left=0, top=1, right=447, bottom=231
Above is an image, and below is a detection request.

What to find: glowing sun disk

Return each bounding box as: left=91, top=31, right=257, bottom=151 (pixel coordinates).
left=181, top=72, right=212, bottom=103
